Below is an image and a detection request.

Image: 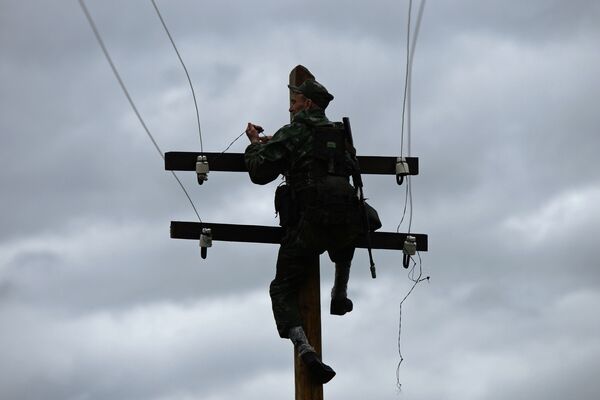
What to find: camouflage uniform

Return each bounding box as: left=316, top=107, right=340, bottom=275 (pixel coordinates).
left=245, top=108, right=363, bottom=338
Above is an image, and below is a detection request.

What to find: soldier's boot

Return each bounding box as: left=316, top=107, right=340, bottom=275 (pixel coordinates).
left=289, top=326, right=336, bottom=384
left=330, top=262, right=353, bottom=316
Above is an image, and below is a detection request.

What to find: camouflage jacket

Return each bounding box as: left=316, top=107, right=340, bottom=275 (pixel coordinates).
left=244, top=108, right=341, bottom=190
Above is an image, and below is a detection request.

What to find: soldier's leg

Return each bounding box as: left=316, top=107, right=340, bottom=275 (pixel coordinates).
left=328, top=246, right=356, bottom=316
left=271, top=223, right=336, bottom=383
left=289, top=325, right=336, bottom=384
left=269, top=236, right=319, bottom=338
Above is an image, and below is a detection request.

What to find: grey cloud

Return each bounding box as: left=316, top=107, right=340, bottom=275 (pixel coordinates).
left=2, top=0, right=600, bottom=399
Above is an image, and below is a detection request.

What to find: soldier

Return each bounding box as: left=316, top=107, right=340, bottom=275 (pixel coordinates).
left=244, top=78, right=363, bottom=384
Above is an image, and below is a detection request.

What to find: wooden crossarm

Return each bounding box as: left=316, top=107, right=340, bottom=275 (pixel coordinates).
left=171, top=221, right=428, bottom=252
left=165, top=152, right=419, bottom=176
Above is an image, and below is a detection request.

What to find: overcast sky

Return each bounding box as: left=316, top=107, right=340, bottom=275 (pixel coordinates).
left=1, top=0, right=600, bottom=399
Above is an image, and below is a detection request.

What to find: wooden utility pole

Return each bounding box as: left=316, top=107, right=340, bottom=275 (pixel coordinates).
left=289, top=65, right=322, bottom=400
left=165, top=65, right=428, bottom=399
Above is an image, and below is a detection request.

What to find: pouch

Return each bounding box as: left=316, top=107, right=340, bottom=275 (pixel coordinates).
left=274, top=185, right=297, bottom=227
left=363, top=202, right=382, bottom=231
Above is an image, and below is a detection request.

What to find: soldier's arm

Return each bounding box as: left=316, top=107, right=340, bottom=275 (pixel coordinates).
left=244, top=128, right=290, bottom=185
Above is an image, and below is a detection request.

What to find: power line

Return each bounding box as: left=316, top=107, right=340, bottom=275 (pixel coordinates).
left=150, top=0, right=204, bottom=153
left=397, top=0, right=426, bottom=234
left=407, top=0, right=426, bottom=235
left=78, top=0, right=202, bottom=222
left=399, top=0, right=412, bottom=158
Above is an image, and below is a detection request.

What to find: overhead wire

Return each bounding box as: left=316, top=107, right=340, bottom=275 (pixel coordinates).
left=152, top=0, right=251, bottom=157
left=397, top=0, right=426, bottom=234
left=151, top=0, right=261, bottom=157
left=78, top=0, right=202, bottom=222
left=399, top=0, right=412, bottom=159
left=406, top=0, right=426, bottom=235
left=150, top=0, right=204, bottom=153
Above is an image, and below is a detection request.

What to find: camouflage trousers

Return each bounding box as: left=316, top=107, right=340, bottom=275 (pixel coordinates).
left=270, top=213, right=362, bottom=338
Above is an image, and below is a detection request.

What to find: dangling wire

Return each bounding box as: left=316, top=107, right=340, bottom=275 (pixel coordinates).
left=396, top=251, right=429, bottom=391
left=220, top=131, right=247, bottom=153
left=79, top=0, right=202, bottom=222
left=150, top=0, right=204, bottom=153
left=220, top=127, right=268, bottom=154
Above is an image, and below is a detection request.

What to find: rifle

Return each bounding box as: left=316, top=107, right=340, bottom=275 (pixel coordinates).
left=342, top=117, right=377, bottom=279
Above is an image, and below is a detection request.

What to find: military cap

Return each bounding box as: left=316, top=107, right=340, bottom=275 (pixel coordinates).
left=288, top=79, right=334, bottom=108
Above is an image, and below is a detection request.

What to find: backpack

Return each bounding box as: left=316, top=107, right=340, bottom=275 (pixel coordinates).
left=276, top=122, right=377, bottom=229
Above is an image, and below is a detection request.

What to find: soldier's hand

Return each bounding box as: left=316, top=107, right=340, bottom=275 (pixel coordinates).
left=246, top=122, right=264, bottom=144
left=258, top=135, right=273, bottom=143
